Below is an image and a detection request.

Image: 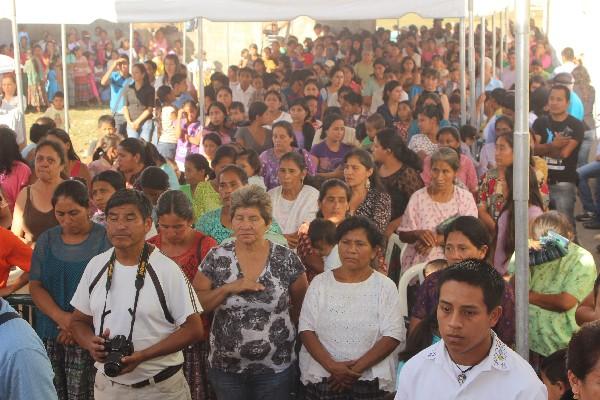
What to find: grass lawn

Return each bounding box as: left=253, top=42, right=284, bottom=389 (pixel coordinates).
left=25, top=105, right=110, bottom=162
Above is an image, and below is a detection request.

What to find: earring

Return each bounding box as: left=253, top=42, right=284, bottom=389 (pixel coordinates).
left=365, top=179, right=370, bottom=190
left=573, top=394, right=579, bottom=400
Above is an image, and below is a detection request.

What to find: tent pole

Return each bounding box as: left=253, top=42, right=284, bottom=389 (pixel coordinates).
left=129, top=23, right=134, bottom=69
left=459, top=17, right=467, bottom=127
left=182, top=22, right=187, bottom=64
left=500, top=11, right=504, bottom=76
left=514, top=0, right=531, bottom=360
left=468, top=0, right=476, bottom=126
left=492, top=14, right=496, bottom=79
left=544, top=0, right=550, bottom=36
left=9, top=0, right=24, bottom=115
left=196, top=18, right=204, bottom=123
left=61, top=24, right=70, bottom=132
left=479, top=16, right=485, bottom=127
left=226, top=22, right=231, bottom=69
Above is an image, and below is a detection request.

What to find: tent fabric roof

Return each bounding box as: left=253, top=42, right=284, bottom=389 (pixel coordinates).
left=1, top=0, right=510, bottom=24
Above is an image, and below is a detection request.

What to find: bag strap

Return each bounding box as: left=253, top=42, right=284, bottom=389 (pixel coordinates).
left=0, top=312, right=20, bottom=327
left=90, top=250, right=174, bottom=326
left=89, top=262, right=110, bottom=294
left=146, top=265, right=175, bottom=324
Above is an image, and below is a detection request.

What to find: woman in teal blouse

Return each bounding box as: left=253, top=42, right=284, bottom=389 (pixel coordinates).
left=29, top=180, right=111, bottom=399
left=195, top=164, right=285, bottom=245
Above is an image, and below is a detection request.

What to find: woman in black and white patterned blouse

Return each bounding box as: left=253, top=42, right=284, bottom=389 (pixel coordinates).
left=193, top=184, right=308, bottom=400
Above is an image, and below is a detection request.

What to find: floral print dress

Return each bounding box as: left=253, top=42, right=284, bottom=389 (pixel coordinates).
left=478, top=167, right=550, bottom=222
left=200, top=241, right=305, bottom=375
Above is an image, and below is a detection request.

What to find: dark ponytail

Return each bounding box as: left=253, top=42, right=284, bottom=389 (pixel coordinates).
left=376, top=128, right=422, bottom=172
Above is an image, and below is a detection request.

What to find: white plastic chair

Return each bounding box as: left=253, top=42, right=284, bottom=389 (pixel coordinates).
left=398, top=262, right=427, bottom=320
left=385, top=233, right=407, bottom=267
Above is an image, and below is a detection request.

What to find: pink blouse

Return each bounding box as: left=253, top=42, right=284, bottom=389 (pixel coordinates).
left=0, top=161, right=31, bottom=213
left=398, top=185, right=478, bottom=271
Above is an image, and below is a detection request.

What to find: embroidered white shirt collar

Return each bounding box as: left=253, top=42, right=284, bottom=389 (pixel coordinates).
left=395, top=331, right=547, bottom=400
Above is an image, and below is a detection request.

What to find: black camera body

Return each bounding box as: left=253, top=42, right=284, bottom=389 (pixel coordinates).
left=103, top=335, right=134, bottom=377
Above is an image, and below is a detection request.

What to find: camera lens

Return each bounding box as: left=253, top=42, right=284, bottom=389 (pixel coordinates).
left=104, top=361, right=121, bottom=377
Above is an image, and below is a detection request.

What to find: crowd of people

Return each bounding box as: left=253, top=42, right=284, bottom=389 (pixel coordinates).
left=0, top=16, right=599, bottom=400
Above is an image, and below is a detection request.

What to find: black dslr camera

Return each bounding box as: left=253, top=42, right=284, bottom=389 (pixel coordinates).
left=103, top=335, right=134, bottom=377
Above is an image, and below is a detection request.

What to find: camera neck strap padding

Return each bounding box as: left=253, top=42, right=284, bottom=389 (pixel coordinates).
left=97, top=243, right=151, bottom=342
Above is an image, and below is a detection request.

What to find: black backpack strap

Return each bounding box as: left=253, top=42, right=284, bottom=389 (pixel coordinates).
left=0, top=312, right=20, bottom=326
left=89, top=261, right=110, bottom=294
left=146, top=264, right=175, bottom=324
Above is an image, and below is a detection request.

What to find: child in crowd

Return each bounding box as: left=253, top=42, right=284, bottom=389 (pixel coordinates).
left=395, top=100, right=413, bottom=142
left=146, top=142, right=180, bottom=190
left=23, top=47, right=47, bottom=112
left=304, top=95, right=322, bottom=130
left=308, top=218, right=341, bottom=271
left=89, top=114, right=121, bottom=157
left=236, top=149, right=266, bottom=190
left=342, top=91, right=368, bottom=141
left=175, top=100, right=201, bottom=171
left=45, top=62, right=59, bottom=103
left=202, top=133, right=222, bottom=163
left=156, top=85, right=179, bottom=161
left=362, top=113, right=386, bottom=151
left=540, top=349, right=574, bottom=400
left=21, top=118, right=54, bottom=162
left=89, top=134, right=120, bottom=177
left=172, top=73, right=194, bottom=109
left=229, top=101, right=248, bottom=127
left=423, top=258, right=448, bottom=277
left=459, top=124, right=478, bottom=165
left=42, top=91, right=67, bottom=129
left=91, top=170, right=126, bottom=226
left=139, top=166, right=170, bottom=225
left=448, top=93, right=461, bottom=128
left=184, top=153, right=211, bottom=196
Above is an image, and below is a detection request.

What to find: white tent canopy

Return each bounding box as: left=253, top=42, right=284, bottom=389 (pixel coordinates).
left=1, top=0, right=510, bottom=23
left=1, top=0, right=534, bottom=361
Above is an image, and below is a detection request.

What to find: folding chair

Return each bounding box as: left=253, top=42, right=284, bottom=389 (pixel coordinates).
left=398, top=262, right=427, bottom=321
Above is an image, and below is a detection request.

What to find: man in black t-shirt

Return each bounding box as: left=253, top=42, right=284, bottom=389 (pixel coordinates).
left=532, top=85, right=584, bottom=228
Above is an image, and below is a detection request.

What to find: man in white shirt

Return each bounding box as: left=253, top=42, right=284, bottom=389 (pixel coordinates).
left=0, top=104, right=26, bottom=147
left=231, top=67, right=256, bottom=111
left=395, top=259, right=547, bottom=400
left=475, top=57, right=504, bottom=99
left=70, top=189, right=204, bottom=400
left=553, top=47, right=577, bottom=76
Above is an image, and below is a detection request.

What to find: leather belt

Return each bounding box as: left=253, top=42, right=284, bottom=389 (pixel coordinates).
left=131, top=364, right=182, bottom=388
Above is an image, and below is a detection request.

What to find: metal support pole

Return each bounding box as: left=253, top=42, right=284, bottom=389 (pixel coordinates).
left=61, top=24, right=70, bottom=132
left=182, top=22, right=187, bottom=64
left=500, top=11, right=504, bottom=76
left=9, top=0, right=24, bottom=115
left=505, top=8, right=509, bottom=51
left=459, top=18, right=467, bottom=127
left=545, top=0, right=551, bottom=35
left=196, top=18, right=205, bottom=123
left=492, top=14, right=497, bottom=78
left=129, top=23, right=134, bottom=69
left=514, top=0, right=531, bottom=360
left=479, top=16, right=485, bottom=127
left=468, top=0, right=476, bottom=126
left=226, top=22, right=231, bottom=68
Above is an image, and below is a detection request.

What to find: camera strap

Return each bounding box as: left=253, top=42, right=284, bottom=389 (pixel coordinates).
left=98, top=243, right=152, bottom=342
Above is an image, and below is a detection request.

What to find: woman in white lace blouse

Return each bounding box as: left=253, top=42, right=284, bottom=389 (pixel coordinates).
left=299, top=216, right=406, bottom=399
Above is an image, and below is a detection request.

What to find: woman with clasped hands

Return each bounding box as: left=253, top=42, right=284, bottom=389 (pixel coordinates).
left=193, top=184, right=308, bottom=400
left=299, top=216, right=405, bottom=398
